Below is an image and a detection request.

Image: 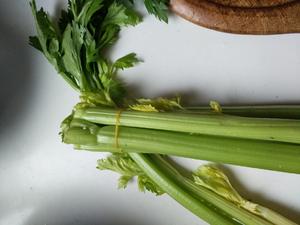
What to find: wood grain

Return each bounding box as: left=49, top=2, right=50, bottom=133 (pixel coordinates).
left=211, top=0, right=295, bottom=8
left=170, top=0, right=300, bottom=34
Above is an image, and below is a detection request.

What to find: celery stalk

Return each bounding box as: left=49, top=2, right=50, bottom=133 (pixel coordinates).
left=130, top=153, right=277, bottom=225
left=74, top=107, right=300, bottom=144
left=185, top=105, right=300, bottom=119
left=62, top=118, right=300, bottom=173
left=130, top=153, right=238, bottom=225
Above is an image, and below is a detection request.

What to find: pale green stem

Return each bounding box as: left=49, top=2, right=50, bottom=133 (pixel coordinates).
left=130, top=153, right=275, bottom=225
left=186, top=105, right=300, bottom=119
left=62, top=118, right=300, bottom=173
left=74, top=107, right=300, bottom=144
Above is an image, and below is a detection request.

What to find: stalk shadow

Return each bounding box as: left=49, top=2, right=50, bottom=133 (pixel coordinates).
left=161, top=156, right=194, bottom=179
left=125, top=82, right=205, bottom=106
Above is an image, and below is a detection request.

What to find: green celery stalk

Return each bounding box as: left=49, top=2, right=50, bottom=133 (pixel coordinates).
left=64, top=120, right=297, bottom=223
left=130, top=153, right=238, bottom=225
left=141, top=154, right=297, bottom=225
left=74, top=107, right=300, bottom=144
left=130, top=153, right=277, bottom=225
left=185, top=105, right=300, bottom=119
left=62, top=118, right=300, bottom=173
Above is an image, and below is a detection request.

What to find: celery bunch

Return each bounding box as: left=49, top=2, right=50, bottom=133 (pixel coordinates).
left=30, top=0, right=299, bottom=224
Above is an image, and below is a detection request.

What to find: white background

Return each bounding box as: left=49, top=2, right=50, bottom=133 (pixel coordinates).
left=0, top=1, right=299, bottom=224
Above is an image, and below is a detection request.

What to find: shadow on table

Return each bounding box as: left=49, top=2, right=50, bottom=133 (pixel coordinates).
left=0, top=9, right=33, bottom=142
left=24, top=185, right=153, bottom=225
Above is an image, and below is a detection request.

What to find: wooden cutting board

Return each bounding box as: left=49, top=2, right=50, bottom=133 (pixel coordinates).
left=170, top=0, right=300, bottom=34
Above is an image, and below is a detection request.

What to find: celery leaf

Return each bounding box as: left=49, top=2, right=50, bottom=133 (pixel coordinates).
left=98, top=153, right=164, bottom=195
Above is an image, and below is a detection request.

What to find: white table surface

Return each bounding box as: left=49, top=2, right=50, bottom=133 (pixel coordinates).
left=0, top=1, right=300, bottom=225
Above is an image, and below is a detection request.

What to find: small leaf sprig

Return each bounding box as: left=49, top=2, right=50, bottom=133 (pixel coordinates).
left=98, top=153, right=164, bottom=195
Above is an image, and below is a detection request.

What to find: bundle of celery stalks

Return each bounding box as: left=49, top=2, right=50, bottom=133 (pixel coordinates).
left=30, top=0, right=300, bottom=224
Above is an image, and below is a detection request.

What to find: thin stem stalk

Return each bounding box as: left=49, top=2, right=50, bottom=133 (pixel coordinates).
left=130, top=153, right=274, bottom=225
left=185, top=105, right=300, bottom=119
